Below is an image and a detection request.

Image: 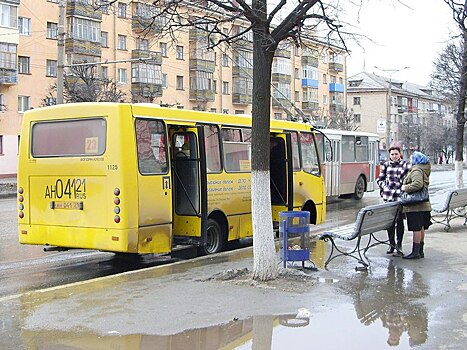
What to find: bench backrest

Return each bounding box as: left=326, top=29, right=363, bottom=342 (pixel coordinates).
left=445, top=188, right=467, bottom=209
left=355, top=202, right=401, bottom=237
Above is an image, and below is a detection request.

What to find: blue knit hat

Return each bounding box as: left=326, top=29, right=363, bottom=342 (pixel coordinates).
left=411, top=151, right=429, bottom=165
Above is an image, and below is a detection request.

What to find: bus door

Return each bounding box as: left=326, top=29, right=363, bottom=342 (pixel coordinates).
left=368, top=141, right=376, bottom=191
left=330, top=140, right=340, bottom=196
left=169, top=127, right=207, bottom=246
left=270, top=135, right=293, bottom=220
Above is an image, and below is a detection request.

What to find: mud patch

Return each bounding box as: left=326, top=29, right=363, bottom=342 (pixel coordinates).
left=201, top=267, right=318, bottom=293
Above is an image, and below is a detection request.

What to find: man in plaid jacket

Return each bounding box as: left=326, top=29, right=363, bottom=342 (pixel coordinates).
left=377, top=145, right=410, bottom=256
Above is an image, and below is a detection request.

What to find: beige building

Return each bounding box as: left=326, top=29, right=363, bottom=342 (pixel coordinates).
left=347, top=72, right=454, bottom=153
left=0, top=0, right=346, bottom=176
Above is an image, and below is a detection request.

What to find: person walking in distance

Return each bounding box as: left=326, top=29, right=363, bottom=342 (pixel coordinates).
left=401, top=152, right=432, bottom=260
left=377, top=145, right=410, bottom=256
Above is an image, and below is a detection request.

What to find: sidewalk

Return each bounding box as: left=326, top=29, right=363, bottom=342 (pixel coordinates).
left=0, top=176, right=16, bottom=198
left=1, top=216, right=467, bottom=349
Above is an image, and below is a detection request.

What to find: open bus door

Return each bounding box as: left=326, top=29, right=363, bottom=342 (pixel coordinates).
left=169, top=127, right=207, bottom=249
left=270, top=134, right=293, bottom=223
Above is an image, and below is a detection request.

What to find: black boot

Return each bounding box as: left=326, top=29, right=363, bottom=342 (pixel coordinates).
left=419, top=241, right=424, bottom=258
left=403, top=243, right=420, bottom=260
left=392, top=242, right=403, bottom=257
left=386, top=229, right=396, bottom=254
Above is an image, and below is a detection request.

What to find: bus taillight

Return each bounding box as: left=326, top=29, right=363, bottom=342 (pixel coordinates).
left=114, top=188, right=120, bottom=223
left=18, top=188, right=24, bottom=219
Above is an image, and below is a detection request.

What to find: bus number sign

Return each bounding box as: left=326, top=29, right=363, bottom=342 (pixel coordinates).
left=45, top=178, right=87, bottom=200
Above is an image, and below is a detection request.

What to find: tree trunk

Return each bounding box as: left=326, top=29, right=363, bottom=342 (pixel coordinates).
left=251, top=19, right=278, bottom=281
left=455, top=30, right=467, bottom=188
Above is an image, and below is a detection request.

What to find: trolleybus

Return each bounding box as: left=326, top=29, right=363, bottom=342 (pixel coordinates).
left=315, top=129, right=379, bottom=200
left=17, top=103, right=326, bottom=255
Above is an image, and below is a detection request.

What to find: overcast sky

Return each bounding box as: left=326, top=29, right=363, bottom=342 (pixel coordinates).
left=343, top=0, right=456, bottom=86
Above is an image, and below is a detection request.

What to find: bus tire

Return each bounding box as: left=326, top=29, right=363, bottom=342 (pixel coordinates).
left=353, top=176, right=366, bottom=200
left=198, top=219, right=224, bottom=255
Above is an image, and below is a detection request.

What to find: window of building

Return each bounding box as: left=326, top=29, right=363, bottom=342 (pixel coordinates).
left=354, top=114, right=361, bottom=123
left=294, top=91, right=300, bottom=102
left=18, top=96, right=30, bottom=113
left=0, top=3, right=18, bottom=28
left=222, top=53, right=229, bottom=67
left=222, top=81, right=229, bottom=95
left=353, top=97, right=361, bottom=105
left=46, top=59, right=57, bottom=77
left=294, top=46, right=299, bottom=56
left=322, top=74, right=327, bottom=84
left=323, top=95, right=327, bottom=105
left=223, top=109, right=229, bottom=114
left=294, top=68, right=299, bottom=79
left=47, top=22, right=58, bottom=39
left=162, top=73, right=167, bottom=88
left=101, top=31, right=108, bottom=47
left=18, top=56, right=30, bottom=74
left=330, top=75, right=336, bottom=83
left=117, top=35, right=127, bottom=50
left=117, top=2, right=127, bottom=18
left=274, top=113, right=282, bottom=119
left=235, top=110, right=245, bottom=114
left=212, top=80, right=217, bottom=94
left=70, top=17, right=100, bottom=42
left=136, top=38, right=149, bottom=51
left=132, top=63, right=162, bottom=85
left=0, top=135, right=3, bottom=154
left=117, top=68, right=127, bottom=83
left=48, top=0, right=59, bottom=3
left=176, top=75, right=184, bottom=90
left=176, top=45, right=184, bottom=60
left=101, top=66, right=108, bottom=80
left=0, top=43, right=17, bottom=70
left=18, top=17, right=31, bottom=35
left=160, top=42, right=167, bottom=57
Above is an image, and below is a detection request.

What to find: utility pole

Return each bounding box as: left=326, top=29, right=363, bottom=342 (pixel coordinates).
left=57, top=0, right=66, bottom=104
left=374, top=66, right=410, bottom=149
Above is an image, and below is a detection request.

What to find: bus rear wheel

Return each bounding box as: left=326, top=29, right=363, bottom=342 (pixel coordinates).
left=198, top=219, right=224, bottom=255
left=354, top=176, right=366, bottom=200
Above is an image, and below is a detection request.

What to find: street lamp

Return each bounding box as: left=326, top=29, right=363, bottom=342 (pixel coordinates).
left=374, top=66, right=410, bottom=149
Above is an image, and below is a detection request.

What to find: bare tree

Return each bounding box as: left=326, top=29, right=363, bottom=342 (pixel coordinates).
left=439, top=0, right=467, bottom=188
left=102, top=0, right=345, bottom=281
left=325, top=107, right=360, bottom=131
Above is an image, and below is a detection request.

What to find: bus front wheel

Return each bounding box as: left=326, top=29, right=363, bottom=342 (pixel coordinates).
left=198, top=219, right=224, bottom=255
left=354, top=176, right=366, bottom=200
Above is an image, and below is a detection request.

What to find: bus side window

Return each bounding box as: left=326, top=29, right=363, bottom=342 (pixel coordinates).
left=135, top=119, right=168, bottom=174
left=355, top=136, right=369, bottom=161
left=291, top=132, right=300, bottom=170
left=341, top=135, right=355, bottom=162
left=300, top=132, right=320, bottom=175
left=204, top=125, right=221, bottom=173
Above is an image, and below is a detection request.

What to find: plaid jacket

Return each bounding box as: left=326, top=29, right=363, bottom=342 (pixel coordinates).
left=377, top=159, right=410, bottom=202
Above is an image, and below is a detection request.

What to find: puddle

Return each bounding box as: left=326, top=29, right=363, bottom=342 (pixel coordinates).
left=20, top=303, right=425, bottom=349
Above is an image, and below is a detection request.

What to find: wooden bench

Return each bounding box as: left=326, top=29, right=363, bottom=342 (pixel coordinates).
left=431, top=188, right=467, bottom=232
left=318, top=202, right=401, bottom=270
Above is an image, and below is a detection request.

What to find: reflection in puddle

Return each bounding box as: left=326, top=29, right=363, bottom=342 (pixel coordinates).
left=22, top=285, right=428, bottom=350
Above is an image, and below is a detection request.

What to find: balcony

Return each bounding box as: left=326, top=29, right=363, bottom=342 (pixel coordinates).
left=0, top=69, right=18, bottom=85
left=330, top=103, right=345, bottom=113
left=272, top=72, right=291, bottom=83
left=232, top=93, right=252, bottom=105
left=65, top=38, right=101, bottom=57
left=301, top=56, right=318, bottom=68
left=274, top=48, right=291, bottom=59
left=189, top=58, right=215, bottom=73
left=272, top=97, right=292, bottom=108
left=132, top=50, right=162, bottom=65
left=302, top=78, right=318, bottom=88
left=397, top=106, right=407, bottom=113
left=329, top=62, right=344, bottom=72
left=232, top=66, right=253, bottom=79
left=329, top=83, right=344, bottom=93
left=302, top=101, right=319, bottom=111
left=67, top=1, right=102, bottom=20
left=131, top=83, right=162, bottom=99
left=189, top=89, right=214, bottom=102
left=132, top=16, right=163, bottom=33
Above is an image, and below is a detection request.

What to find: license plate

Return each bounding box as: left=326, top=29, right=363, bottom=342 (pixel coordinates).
left=51, top=201, right=84, bottom=210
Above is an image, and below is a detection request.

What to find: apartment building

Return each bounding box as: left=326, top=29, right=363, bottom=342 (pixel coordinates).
left=0, top=0, right=347, bottom=177
left=347, top=72, right=454, bottom=151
